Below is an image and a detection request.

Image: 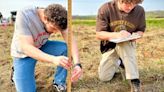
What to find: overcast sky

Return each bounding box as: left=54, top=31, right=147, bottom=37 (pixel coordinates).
left=0, top=0, right=164, bottom=17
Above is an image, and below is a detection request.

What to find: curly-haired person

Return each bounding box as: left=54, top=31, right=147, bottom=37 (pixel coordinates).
left=11, top=4, right=82, bottom=92
left=96, top=0, right=145, bottom=92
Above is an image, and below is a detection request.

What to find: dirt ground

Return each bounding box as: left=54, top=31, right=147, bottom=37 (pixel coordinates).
left=0, top=25, right=164, bottom=92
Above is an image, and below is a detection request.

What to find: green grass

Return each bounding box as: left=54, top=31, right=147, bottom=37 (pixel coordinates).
left=73, top=18, right=164, bottom=29
left=73, top=19, right=96, bottom=26
left=146, top=11, right=164, bottom=18
left=146, top=18, right=164, bottom=28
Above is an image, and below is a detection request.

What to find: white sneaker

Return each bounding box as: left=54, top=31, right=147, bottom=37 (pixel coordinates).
left=53, top=83, right=66, bottom=92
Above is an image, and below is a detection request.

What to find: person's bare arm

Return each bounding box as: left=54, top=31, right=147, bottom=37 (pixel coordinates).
left=61, top=30, right=80, bottom=64
left=96, top=30, right=131, bottom=40
left=19, top=35, right=71, bottom=69
left=61, top=29, right=82, bottom=82
left=131, top=31, right=144, bottom=42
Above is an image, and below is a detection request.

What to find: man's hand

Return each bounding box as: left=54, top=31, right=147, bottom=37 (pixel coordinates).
left=52, top=56, right=72, bottom=69
left=136, top=31, right=144, bottom=36
left=119, top=30, right=131, bottom=38
left=131, top=31, right=144, bottom=42
left=71, top=65, right=83, bottom=83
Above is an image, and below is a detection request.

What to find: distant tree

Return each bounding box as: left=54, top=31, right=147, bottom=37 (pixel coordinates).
left=0, top=12, right=2, bottom=18
left=0, top=12, right=3, bottom=23
left=10, top=11, right=17, bottom=22
left=0, top=12, right=2, bottom=20
left=10, top=11, right=17, bottom=24
left=146, top=10, right=164, bottom=18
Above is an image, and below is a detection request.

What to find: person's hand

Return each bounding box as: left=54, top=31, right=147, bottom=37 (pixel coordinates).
left=119, top=30, right=131, bottom=38
left=136, top=31, right=144, bottom=36
left=52, top=56, right=72, bottom=69
left=71, top=64, right=83, bottom=83
left=131, top=31, right=144, bottom=42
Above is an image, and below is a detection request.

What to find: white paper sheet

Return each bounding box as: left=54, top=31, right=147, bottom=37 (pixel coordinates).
left=109, top=33, right=141, bottom=43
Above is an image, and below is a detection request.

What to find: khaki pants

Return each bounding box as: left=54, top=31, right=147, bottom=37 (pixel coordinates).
left=98, top=41, right=139, bottom=81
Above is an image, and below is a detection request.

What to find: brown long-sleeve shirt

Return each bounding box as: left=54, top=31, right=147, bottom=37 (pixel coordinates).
left=96, top=1, right=146, bottom=53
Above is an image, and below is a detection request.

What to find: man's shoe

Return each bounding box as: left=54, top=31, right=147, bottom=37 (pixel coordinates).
left=53, top=83, right=66, bottom=92
left=130, top=79, right=141, bottom=92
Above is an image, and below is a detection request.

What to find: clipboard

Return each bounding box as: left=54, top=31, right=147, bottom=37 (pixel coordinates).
left=109, top=33, right=141, bottom=43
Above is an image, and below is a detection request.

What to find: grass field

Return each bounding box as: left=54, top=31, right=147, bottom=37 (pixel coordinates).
left=0, top=18, right=164, bottom=92
left=73, top=18, right=164, bottom=28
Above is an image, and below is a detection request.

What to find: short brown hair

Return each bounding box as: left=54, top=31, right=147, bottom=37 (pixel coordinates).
left=44, top=4, right=67, bottom=30
left=118, top=0, right=143, bottom=4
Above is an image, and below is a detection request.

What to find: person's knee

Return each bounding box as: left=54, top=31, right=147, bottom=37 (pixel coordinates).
left=98, top=70, right=114, bottom=81
left=98, top=64, right=117, bottom=81
left=13, top=78, right=36, bottom=92
left=99, top=73, right=113, bottom=81
left=99, top=74, right=107, bottom=81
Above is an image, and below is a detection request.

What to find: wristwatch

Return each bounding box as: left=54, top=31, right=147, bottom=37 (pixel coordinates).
left=75, top=63, right=82, bottom=69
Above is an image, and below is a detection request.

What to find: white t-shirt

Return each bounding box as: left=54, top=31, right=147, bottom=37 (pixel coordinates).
left=11, top=6, right=50, bottom=58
